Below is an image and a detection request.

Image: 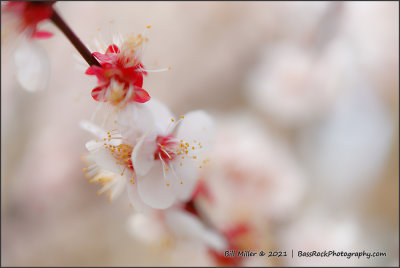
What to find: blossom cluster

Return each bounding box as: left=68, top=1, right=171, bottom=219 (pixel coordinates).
left=2, top=2, right=250, bottom=264
left=77, top=19, right=233, bottom=260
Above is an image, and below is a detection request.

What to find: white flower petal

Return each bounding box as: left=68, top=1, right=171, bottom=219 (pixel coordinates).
left=136, top=161, right=176, bottom=209
left=176, top=110, right=214, bottom=156
left=80, top=120, right=107, bottom=139
left=117, top=102, right=155, bottom=144
left=144, top=99, right=175, bottom=134
left=132, top=133, right=157, bottom=176
left=86, top=146, right=122, bottom=175
left=14, top=41, right=50, bottom=92
left=164, top=209, right=227, bottom=252
left=171, top=159, right=198, bottom=202
left=126, top=180, right=154, bottom=214
left=85, top=140, right=102, bottom=151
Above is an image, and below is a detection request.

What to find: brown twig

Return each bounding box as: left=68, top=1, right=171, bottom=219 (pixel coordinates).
left=50, top=6, right=100, bottom=67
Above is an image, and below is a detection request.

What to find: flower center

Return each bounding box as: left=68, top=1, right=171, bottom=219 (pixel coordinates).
left=109, top=143, right=134, bottom=171
left=155, top=134, right=178, bottom=163
left=107, top=80, right=127, bottom=105
left=102, top=131, right=134, bottom=173
left=154, top=131, right=202, bottom=166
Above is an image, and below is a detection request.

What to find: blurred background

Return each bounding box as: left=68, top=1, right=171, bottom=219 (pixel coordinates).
left=1, top=1, right=398, bottom=266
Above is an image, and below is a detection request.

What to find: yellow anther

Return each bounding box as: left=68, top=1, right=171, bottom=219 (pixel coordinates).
left=96, top=27, right=101, bottom=31
left=192, top=146, right=195, bottom=150
left=96, top=190, right=101, bottom=196
left=168, top=66, right=172, bottom=71
left=165, top=167, right=169, bottom=171
left=180, top=162, right=183, bottom=166
left=199, top=165, right=202, bottom=168
left=180, top=181, right=183, bottom=184
left=193, top=156, right=197, bottom=159
left=82, top=168, right=87, bottom=172
left=166, top=183, right=170, bottom=187
left=182, top=156, right=185, bottom=159
left=180, top=140, right=183, bottom=142
left=181, top=115, right=184, bottom=119
left=161, top=145, right=165, bottom=149
left=107, top=132, right=110, bottom=134
left=171, top=118, right=175, bottom=122
left=146, top=25, right=151, bottom=29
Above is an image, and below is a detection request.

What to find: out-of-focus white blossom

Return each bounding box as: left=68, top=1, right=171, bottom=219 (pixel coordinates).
left=203, top=113, right=306, bottom=226
left=126, top=209, right=226, bottom=253
left=2, top=2, right=54, bottom=93
left=14, top=40, right=50, bottom=93
left=245, top=40, right=353, bottom=127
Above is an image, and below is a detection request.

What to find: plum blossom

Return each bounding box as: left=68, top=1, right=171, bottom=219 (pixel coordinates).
left=203, top=113, right=306, bottom=226
left=128, top=99, right=214, bottom=209
left=80, top=119, right=152, bottom=214
left=85, top=28, right=161, bottom=106
left=1, top=1, right=55, bottom=39
left=245, top=42, right=351, bottom=127
left=80, top=120, right=135, bottom=202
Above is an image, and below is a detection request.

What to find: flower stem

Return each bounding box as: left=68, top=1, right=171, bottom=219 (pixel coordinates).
left=50, top=7, right=100, bottom=67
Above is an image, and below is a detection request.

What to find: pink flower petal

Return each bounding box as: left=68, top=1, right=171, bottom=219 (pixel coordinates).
left=122, top=67, right=143, bottom=87
left=106, top=44, right=120, bottom=54
left=93, top=52, right=114, bottom=63
left=32, top=31, right=53, bottom=39
left=91, top=87, right=107, bottom=102
left=131, top=86, right=150, bottom=103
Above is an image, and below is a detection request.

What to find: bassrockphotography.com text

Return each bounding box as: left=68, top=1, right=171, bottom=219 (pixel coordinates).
left=224, top=250, right=387, bottom=260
